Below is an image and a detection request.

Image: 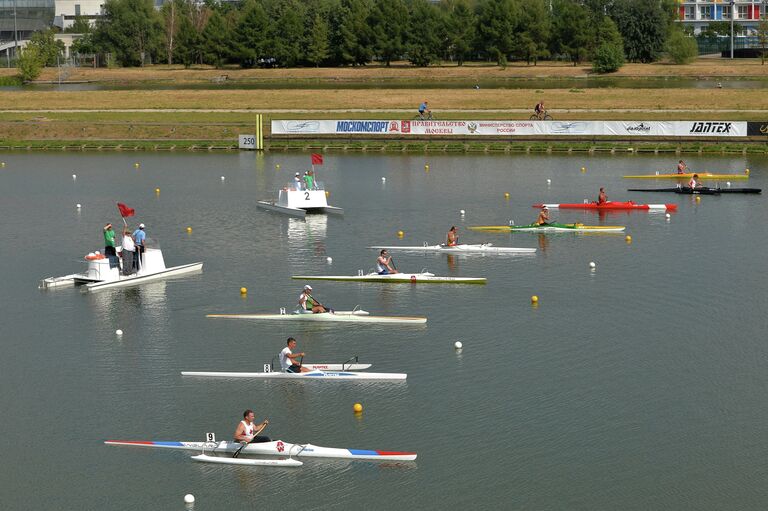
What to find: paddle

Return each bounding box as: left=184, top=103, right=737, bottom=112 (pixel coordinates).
left=389, top=255, right=398, bottom=273
left=233, top=420, right=269, bottom=458
left=308, top=293, right=333, bottom=313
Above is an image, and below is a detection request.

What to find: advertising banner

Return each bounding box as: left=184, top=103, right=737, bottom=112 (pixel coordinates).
left=747, top=122, right=768, bottom=137
left=272, top=120, right=749, bottom=138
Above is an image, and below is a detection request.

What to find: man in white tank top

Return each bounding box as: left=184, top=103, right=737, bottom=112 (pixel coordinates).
left=234, top=409, right=270, bottom=443
left=279, top=337, right=311, bottom=373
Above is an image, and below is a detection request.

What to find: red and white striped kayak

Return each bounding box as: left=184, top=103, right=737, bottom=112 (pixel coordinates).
left=533, top=201, right=677, bottom=211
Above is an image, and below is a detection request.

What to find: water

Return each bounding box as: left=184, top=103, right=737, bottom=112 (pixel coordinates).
left=0, top=152, right=766, bottom=510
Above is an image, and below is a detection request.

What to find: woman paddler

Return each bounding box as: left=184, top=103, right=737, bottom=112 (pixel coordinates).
left=446, top=226, right=458, bottom=247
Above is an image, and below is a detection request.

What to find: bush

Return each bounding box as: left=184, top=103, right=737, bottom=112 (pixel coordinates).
left=17, top=46, right=44, bottom=82
left=667, top=30, right=698, bottom=64
left=592, top=42, right=625, bottom=73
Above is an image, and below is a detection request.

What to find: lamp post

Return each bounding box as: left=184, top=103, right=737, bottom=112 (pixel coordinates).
left=730, top=0, right=735, bottom=59
left=13, top=0, right=18, bottom=57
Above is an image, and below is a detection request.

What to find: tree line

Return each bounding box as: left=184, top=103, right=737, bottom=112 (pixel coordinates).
left=21, top=0, right=707, bottom=76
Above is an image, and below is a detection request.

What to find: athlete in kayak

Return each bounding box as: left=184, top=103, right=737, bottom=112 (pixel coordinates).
left=677, top=160, right=688, bottom=174
left=376, top=249, right=396, bottom=275
left=446, top=226, right=458, bottom=247
left=299, top=285, right=328, bottom=313
left=234, top=409, right=271, bottom=444
left=534, top=205, right=550, bottom=226
left=597, top=187, right=607, bottom=205
left=279, top=337, right=311, bottom=373
left=689, top=174, right=700, bottom=189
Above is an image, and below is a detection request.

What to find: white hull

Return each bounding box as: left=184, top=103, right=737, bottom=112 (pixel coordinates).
left=292, top=272, right=486, bottom=284
left=206, top=310, right=427, bottom=324
left=190, top=454, right=302, bottom=467
left=85, top=262, right=203, bottom=292
left=369, top=244, right=536, bottom=254
left=105, top=439, right=417, bottom=461
left=181, top=370, right=406, bottom=381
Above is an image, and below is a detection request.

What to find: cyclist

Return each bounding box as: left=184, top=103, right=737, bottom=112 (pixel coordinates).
left=418, top=100, right=431, bottom=120
left=534, top=101, right=545, bottom=120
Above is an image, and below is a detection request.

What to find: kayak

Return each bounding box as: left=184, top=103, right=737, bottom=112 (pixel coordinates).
left=181, top=370, right=406, bottom=381
left=469, top=222, right=625, bottom=233
left=534, top=201, right=676, bottom=211
left=628, top=187, right=761, bottom=195
left=207, top=310, right=427, bottom=324
left=623, top=172, right=749, bottom=180
left=291, top=272, right=486, bottom=284
left=105, top=439, right=417, bottom=461
left=368, top=244, right=536, bottom=254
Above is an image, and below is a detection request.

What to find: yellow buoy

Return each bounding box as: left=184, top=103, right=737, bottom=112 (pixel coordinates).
left=625, top=235, right=632, bottom=243
left=155, top=188, right=160, bottom=194
left=134, top=163, right=140, bottom=168
left=0, top=162, right=5, bottom=167
left=186, top=227, right=192, bottom=233
left=276, top=164, right=280, bottom=169
left=504, top=192, right=510, bottom=199
left=424, top=164, right=429, bottom=170
left=325, top=190, right=330, bottom=197
left=397, top=230, right=404, bottom=238
left=745, top=168, right=750, bottom=175
left=695, top=196, right=701, bottom=202
left=240, top=287, right=247, bottom=295
left=353, top=403, right=363, bottom=413
left=531, top=295, right=538, bottom=304
left=581, top=167, right=586, bottom=173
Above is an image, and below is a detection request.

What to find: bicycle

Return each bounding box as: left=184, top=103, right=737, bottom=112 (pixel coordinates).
left=529, top=110, right=552, bottom=121
left=416, top=111, right=434, bottom=120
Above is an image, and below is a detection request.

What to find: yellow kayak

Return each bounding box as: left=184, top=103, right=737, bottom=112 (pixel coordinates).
left=469, top=222, right=625, bottom=233
left=623, top=172, right=749, bottom=180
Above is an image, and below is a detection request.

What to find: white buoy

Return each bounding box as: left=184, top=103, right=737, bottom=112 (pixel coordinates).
left=326, top=257, right=333, bottom=264
left=665, top=213, right=671, bottom=219
left=589, top=261, right=596, bottom=269
left=220, top=176, right=225, bottom=181
left=116, top=329, right=123, bottom=336
left=454, top=341, right=463, bottom=349
left=184, top=494, right=195, bottom=504
left=72, top=174, right=77, bottom=180
left=76, top=203, right=81, bottom=209
left=726, top=181, right=731, bottom=187
left=546, top=179, right=551, bottom=184
left=460, top=209, right=465, bottom=215
left=381, top=177, right=386, bottom=182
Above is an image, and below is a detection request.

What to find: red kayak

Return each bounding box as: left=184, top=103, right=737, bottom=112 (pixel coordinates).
left=534, top=201, right=677, bottom=211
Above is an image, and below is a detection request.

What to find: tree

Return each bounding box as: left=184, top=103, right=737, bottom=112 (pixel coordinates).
left=444, top=0, right=476, bottom=65
left=330, top=0, right=373, bottom=65
left=94, top=0, right=164, bottom=66
left=201, top=10, right=230, bottom=67
left=609, top=0, right=670, bottom=63
left=231, top=0, right=268, bottom=67
left=515, top=0, right=550, bottom=65
left=406, top=0, right=443, bottom=66
left=592, top=41, right=624, bottom=72
left=551, top=0, right=591, bottom=65
left=162, top=0, right=187, bottom=65
left=267, top=0, right=307, bottom=67
left=17, top=46, right=44, bottom=82
left=28, top=29, right=65, bottom=66
left=65, top=15, right=92, bottom=34
left=307, top=13, right=330, bottom=66
left=666, top=28, right=697, bottom=64
left=476, top=0, right=519, bottom=66
left=758, top=18, right=768, bottom=65
left=369, top=0, right=408, bottom=66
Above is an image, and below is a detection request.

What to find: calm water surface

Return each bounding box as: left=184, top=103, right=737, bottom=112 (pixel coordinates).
left=0, top=151, right=766, bottom=510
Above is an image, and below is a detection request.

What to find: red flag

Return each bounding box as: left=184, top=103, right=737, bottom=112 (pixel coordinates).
left=311, top=153, right=323, bottom=165
left=117, top=202, right=135, bottom=218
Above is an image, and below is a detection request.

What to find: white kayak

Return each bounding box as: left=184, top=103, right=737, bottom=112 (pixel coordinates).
left=207, top=309, right=426, bottom=324
left=106, top=439, right=417, bottom=461
left=190, top=454, right=302, bottom=467
left=181, top=370, right=406, bottom=381
left=292, top=272, right=486, bottom=284
left=369, top=244, right=536, bottom=254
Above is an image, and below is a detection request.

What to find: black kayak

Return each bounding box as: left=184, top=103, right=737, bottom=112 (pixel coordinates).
left=628, top=187, right=761, bottom=195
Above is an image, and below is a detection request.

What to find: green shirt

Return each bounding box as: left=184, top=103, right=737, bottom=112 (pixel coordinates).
left=104, top=228, right=116, bottom=247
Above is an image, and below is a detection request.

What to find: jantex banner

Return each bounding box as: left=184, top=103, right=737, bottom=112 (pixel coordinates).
left=747, top=122, right=768, bottom=137
left=272, top=120, right=748, bottom=138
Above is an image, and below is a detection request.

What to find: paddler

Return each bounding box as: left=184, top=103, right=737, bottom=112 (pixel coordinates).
left=234, top=409, right=271, bottom=444
left=446, top=226, right=458, bottom=247
left=597, top=187, right=607, bottom=205
left=677, top=160, right=688, bottom=174
left=534, top=205, right=550, bottom=226
left=279, top=337, right=311, bottom=373
left=689, top=173, right=700, bottom=189
left=103, top=223, right=116, bottom=258
left=299, top=284, right=328, bottom=313
left=376, top=249, right=396, bottom=275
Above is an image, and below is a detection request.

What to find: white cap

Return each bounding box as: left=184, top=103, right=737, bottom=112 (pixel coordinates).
left=304, top=285, right=312, bottom=290
left=139, top=223, right=145, bottom=228
left=295, top=172, right=300, bottom=176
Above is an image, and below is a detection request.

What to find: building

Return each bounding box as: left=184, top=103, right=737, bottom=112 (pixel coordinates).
left=0, top=0, right=55, bottom=42
left=677, top=0, right=767, bottom=35
left=53, top=0, right=103, bottom=31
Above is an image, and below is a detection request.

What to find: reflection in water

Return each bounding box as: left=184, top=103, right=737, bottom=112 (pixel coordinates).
left=537, top=234, right=549, bottom=253
left=87, top=280, right=169, bottom=325
left=446, top=254, right=458, bottom=272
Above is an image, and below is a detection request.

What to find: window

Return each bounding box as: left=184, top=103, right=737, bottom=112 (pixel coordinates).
left=700, top=5, right=712, bottom=20
left=737, top=5, right=749, bottom=19
left=722, top=5, right=731, bottom=20
left=684, top=5, right=695, bottom=20
left=74, top=4, right=80, bottom=15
